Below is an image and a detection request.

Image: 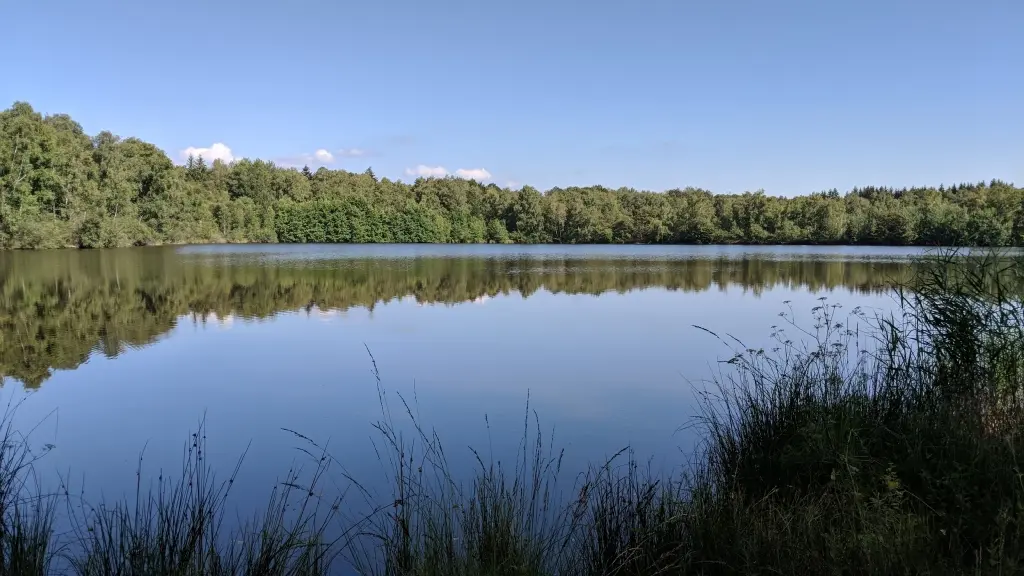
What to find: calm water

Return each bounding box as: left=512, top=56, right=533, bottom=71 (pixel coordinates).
left=0, top=244, right=925, bottom=510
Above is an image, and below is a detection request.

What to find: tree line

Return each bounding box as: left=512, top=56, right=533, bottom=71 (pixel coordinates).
left=3, top=101, right=1023, bottom=249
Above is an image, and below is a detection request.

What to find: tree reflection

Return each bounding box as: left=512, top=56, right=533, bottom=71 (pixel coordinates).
left=0, top=248, right=921, bottom=387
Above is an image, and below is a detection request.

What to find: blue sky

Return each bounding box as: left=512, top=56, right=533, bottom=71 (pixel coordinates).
left=3, top=0, right=1021, bottom=195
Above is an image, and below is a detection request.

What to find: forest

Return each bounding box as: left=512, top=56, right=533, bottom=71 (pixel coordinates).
left=3, top=100, right=1023, bottom=249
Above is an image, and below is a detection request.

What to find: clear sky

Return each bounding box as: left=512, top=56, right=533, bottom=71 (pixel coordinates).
left=3, top=0, right=1021, bottom=195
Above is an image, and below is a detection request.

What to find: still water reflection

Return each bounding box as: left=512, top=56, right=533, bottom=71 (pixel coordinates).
left=0, top=245, right=923, bottom=510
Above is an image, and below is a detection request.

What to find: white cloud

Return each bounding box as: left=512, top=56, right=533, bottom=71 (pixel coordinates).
left=181, top=143, right=234, bottom=164
left=405, top=165, right=448, bottom=178
left=276, top=150, right=344, bottom=168
left=269, top=146, right=368, bottom=168
left=314, top=149, right=334, bottom=163
left=505, top=180, right=521, bottom=189
left=455, top=168, right=492, bottom=181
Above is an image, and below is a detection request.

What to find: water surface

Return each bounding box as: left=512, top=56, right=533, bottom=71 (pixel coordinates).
left=0, top=244, right=924, bottom=507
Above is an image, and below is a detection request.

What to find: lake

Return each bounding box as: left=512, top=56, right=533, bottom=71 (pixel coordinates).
left=0, top=244, right=925, bottom=514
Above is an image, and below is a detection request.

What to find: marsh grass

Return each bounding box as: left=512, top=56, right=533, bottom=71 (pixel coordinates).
left=61, top=422, right=343, bottom=576
left=0, top=399, right=56, bottom=575
left=343, top=351, right=586, bottom=576
left=662, top=248, right=1024, bottom=574
left=0, top=412, right=343, bottom=576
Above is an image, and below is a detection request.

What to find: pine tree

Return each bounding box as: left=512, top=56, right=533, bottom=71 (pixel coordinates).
left=186, top=154, right=208, bottom=181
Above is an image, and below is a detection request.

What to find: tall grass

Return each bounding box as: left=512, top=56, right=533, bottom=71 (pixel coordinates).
left=0, top=399, right=55, bottom=575
left=344, top=353, right=586, bottom=576
left=1, top=248, right=1023, bottom=574
left=0, top=416, right=343, bottom=575
left=62, top=421, right=342, bottom=576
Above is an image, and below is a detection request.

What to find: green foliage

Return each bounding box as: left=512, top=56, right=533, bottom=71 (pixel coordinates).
left=4, top=102, right=1024, bottom=249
